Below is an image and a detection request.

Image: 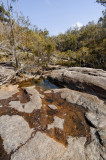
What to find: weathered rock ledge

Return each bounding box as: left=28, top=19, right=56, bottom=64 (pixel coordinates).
left=48, top=67, right=106, bottom=99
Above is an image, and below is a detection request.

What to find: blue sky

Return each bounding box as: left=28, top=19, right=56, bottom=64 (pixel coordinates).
left=3, top=0, right=104, bottom=35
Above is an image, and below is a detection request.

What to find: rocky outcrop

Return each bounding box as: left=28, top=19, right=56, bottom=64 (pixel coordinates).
left=0, top=66, right=106, bottom=160
left=48, top=67, right=106, bottom=99
left=0, top=84, right=105, bottom=160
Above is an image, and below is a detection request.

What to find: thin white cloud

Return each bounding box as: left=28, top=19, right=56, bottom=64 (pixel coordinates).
left=73, top=22, right=83, bottom=29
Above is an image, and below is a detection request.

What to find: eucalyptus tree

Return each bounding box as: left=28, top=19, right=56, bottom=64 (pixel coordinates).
left=6, top=0, right=18, bottom=68
left=96, top=0, right=106, bottom=6
left=0, top=3, right=9, bottom=22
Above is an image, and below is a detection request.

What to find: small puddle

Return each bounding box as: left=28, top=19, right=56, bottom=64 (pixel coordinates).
left=18, top=78, right=62, bottom=90
left=36, top=79, right=62, bottom=90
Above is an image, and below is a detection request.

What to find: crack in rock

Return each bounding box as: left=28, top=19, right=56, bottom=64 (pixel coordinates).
left=0, top=115, right=34, bottom=154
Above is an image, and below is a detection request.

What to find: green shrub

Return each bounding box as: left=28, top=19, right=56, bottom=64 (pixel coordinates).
left=57, top=60, right=76, bottom=67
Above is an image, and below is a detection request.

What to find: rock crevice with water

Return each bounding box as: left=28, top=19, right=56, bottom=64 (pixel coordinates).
left=48, top=67, right=106, bottom=99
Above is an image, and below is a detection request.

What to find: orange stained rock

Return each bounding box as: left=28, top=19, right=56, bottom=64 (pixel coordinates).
left=0, top=81, right=91, bottom=150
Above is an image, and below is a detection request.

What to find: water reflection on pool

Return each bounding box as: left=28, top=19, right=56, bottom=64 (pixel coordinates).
left=36, top=79, right=61, bottom=90
left=18, top=78, right=62, bottom=90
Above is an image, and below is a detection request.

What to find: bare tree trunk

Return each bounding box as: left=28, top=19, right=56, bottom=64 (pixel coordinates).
left=7, top=0, right=18, bottom=68
left=12, top=45, right=18, bottom=68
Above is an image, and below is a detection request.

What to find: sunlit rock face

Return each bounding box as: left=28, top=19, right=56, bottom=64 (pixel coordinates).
left=0, top=66, right=15, bottom=86
left=0, top=85, right=42, bottom=113
left=0, top=68, right=106, bottom=160
left=9, top=86, right=42, bottom=113
left=0, top=85, right=19, bottom=99
left=11, top=132, right=66, bottom=160
left=11, top=132, right=86, bottom=160
left=59, top=88, right=106, bottom=149
left=48, top=67, right=106, bottom=99
left=0, top=115, right=34, bottom=154
left=60, top=88, right=106, bottom=115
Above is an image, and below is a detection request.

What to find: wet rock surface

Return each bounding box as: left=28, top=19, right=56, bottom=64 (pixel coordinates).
left=0, top=66, right=106, bottom=160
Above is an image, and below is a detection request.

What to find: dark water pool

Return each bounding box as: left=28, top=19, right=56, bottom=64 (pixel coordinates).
left=36, top=79, right=61, bottom=90
left=18, top=78, right=62, bottom=90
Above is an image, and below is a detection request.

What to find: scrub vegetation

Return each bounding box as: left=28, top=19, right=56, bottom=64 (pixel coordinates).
left=0, top=0, right=105, bottom=69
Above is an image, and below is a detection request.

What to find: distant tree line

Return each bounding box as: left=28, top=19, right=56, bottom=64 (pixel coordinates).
left=52, top=11, right=106, bottom=69
left=0, top=0, right=105, bottom=69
